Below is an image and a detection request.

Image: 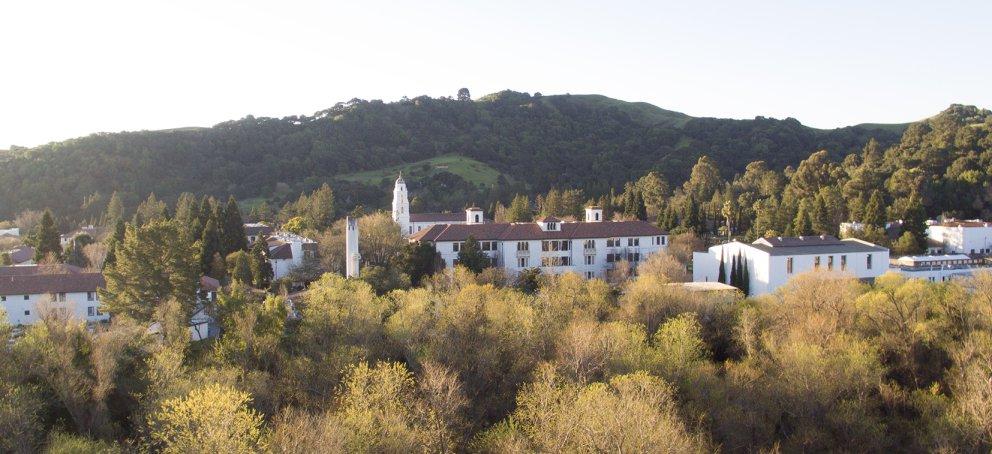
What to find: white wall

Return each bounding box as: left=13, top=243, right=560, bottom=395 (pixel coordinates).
left=1, top=291, right=109, bottom=326
left=434, top=234, right=667, bottom=278
left=929, top=225, right=992, bottom=254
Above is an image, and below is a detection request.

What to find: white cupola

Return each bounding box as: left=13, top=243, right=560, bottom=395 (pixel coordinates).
left=538, top=216, right=561, bottom=231
left=584, top=206, right=604, bottom=222
left=466, top=207, right=484, bottom=225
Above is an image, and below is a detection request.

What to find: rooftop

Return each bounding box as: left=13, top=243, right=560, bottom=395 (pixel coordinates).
left=746, top=236, right=887, bottom=256
left=409, top=220, right=665, bottom=242
left=410, top=212, right=466, bottom=223
left=0, top=264, right=104, bottom=295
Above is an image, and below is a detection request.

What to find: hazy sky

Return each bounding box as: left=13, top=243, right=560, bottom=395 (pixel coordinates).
left=2, top=0, right=990, bottom=148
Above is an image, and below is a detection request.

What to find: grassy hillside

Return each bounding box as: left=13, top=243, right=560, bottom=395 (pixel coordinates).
left=853, top=122, right=910, bottom=134
left=543, top=94, right=692, bottom=127
left=334, top=154, right=506, bottom=188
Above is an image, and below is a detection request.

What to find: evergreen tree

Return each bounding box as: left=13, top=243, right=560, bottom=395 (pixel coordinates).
left=103, top=220, right=126, bottom=269
left=736, top=251, right=745, bottom=291
left=456, top=235, right=490, bottom=273
left=729, top=254, right=739, bottom=289
left=104, top=191, right=124, bottom=226
left=227, top=251, right=253, bottom=285
left=305, top=183, right=335, bottom=230
left=399, top=241, right=439, bottom=286
left=810, top=195, right=832, bottom=235
left=792, top=201, right=813, bottom=236
left=33, top=210, right=62, bottom=262
left=717, top=251, right=727, bottom=284
left=200, top=218, right=223, bottom=277
left=741, top=253, right=750, bottom=296
left=863, top=190, right=885, bottom=228
left=634, top=191, right=648, bottom=221
left=902, top=192, right=927, bottom=251
left=507, top=194, right=533, bottom=222
left=99, top=220, right=200, bottom=320
left=221, top=196, right=248, bottom=255
left=249, top=237, right=274, bottom=289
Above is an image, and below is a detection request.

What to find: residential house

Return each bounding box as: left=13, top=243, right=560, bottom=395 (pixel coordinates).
left=267, top=231, right=317, bottom=280
left=0, top=264, right=108, bottom=325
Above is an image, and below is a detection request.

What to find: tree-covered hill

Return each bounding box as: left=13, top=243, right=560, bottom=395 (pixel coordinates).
left=0, top=90, right=918, bottom=218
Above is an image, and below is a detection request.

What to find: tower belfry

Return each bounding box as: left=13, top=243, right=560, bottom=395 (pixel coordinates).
left=392, top=173, right=410, bottom=235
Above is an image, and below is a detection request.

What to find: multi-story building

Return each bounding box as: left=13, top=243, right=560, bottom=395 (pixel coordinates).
left=409, top=206, right=668, bottom=279
left=244, top=222, right=274, bottom=244
left=0, top=264, right=108, bottom=326
left=891, top=254, right=992, bottom=283
left=926, top=220, right=992, bottom=256
left=392, top=174, right=469, bottom=236
left=693, top=235, right=889, bottom=296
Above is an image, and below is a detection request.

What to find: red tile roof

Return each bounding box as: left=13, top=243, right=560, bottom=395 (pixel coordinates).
left=409, top=220, right=665, bottom=242
left=0, top=265, right=104, bottom=295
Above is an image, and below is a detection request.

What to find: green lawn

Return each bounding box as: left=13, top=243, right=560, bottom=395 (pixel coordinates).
left=334, top=154, right=506, bottom=188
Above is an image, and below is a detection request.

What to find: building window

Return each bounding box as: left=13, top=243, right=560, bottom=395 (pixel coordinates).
left=541, top=256, right=571, bottom=267
left=827, top=256, right=834, bottom=271
left=87, top=306, right=96, bottom=317
left=0, top=296, right=4, bottom=302
left=518, top=258, right=528, bottom=267
left=661, top=236, right=666, bottom=245
left=586, top=271, right=595, bottom=278
left=814, top=257, right=821, bottom=270
left=87, top=292, right=95, bottom=301
left=628, top=238, right=640, bottom=247
left=787, top=257, right=794, bottom=274
left=481, top=241, right=497, bottom=251
left=585, top=255, right=594, bottom=265
left=627, top=252, right=641, bottom=262
left=607, top=238, right=620, bottom=248
left=23, top=295, right=29, bottom=300
left=583, top=240, right=595, bottom=250
left=517, top=242, right=529, bottom=251
left=867, top=254, right=873, bottom=270
left=24, top=310, right=30, bottom=316
left=452, top=242, right=460, bottom=252
left=841, top=255, right=847, bottom=271
left=541, top=240, right=570, bottom=251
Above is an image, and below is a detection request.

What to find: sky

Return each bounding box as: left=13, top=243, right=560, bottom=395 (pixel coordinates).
left=1, top=0, right=990, bottom=148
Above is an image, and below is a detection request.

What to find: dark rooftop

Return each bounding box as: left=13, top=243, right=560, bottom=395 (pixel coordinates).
left=0, top=265, right=104, bottom=295
left=748, top=236, right=887, bottom=256
left=410, top=212, right=466, bottom=223
left=409, top=220, right=665, bottom=242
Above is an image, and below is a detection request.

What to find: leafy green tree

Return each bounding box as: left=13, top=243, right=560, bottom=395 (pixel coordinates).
left=892, top=231, right=922, bottom=256
left=100, top=220, right=200, bottom=321
left=32, top=210, right=62, bottom=262
left=147, top=383, right=264, bottom=453
left=399, top=241, right=438, bottom=286
left=456, top=236, right=489, bottom=273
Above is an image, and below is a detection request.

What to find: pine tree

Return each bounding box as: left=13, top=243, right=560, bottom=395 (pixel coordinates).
left=306, top=183, right=335, bottom=230
left=221, top=196, right=248, bottom=255
left=730, top=254, right=739, bottom=289
left=736, top=251, right=745, bottom=290
left=634, top=191, right=648, bottom=221
left=902, top=192, right=927, bottom=251
left=33, top=210, right=62, bottom=262
left=200, top=218, right=222, bottom=277
left=100, top=220, right=200, bottom=321
left=792, top=201, right=813, bottom=236
left=103, top=220, right=126, bottom=269
left=810, top=195, right=832, bottom=235
left=456, top=235, right=489, bottom=273
left=104, top=191, right=124, bottom=226
left=863, top=190, right=885, bottom=228
left=227, top=251, right=253, bottom=285
left=507, top=195, right=532, bottom=222
left=249, top=237, right=274, bottom=289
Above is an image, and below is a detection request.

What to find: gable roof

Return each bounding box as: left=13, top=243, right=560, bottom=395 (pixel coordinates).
left=7, top=246, right=35, bottom=264
left=409, top=220, right=665, bottom=242
left=244, top=223, right=274, bottom=236
left=754, top=235, right=844, bottom=247
left=0, top=265, right=104, bottom=295
left=410, top=212, right=465, bottom=223
left=269, top=242, right=293, bottom=260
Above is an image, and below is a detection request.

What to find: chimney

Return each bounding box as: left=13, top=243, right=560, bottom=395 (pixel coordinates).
left=466, top=207, right=483, bottom=225
left=584, top=206, right=604, bottom=222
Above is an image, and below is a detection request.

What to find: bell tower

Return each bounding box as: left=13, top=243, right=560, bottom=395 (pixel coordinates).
left=392, top=173, right=411, bottom=235
left=345, top=216, right=360, bottom=278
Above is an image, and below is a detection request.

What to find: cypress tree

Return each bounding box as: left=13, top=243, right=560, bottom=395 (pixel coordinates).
left=33, top=210, right=62, bottom=262
left=717, top=250, right=727, bottom=284
left=903, top=192, right=927, bottom=251
left=792, top=201, right=813, bottom=236
left=200, top=218, right=222, bottom=277
left=221, top=196, right=248, bottom=255
left=249, top=236, right=274, bottom=289
left=863, top=190, right=885, bottom=228
left=730, top=254, right=739, bottom=289
left=741, top=253, right=750, bottom=296
left=104, top=220, right=126, bottom=269
left=634, top=191, right=648, bottom=221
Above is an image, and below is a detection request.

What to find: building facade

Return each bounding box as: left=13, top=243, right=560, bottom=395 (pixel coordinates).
left=693, top=235, right=889, bottom=296
left=266, top=231, right=317, bottom=280
left=0, top=264, right=108, bottom=326
left=891, top=254, right=992, bottom=283
left=392, top=174, right=468, bottom=236
left=410, top=207, right=668, bottom=279
left=926, top=220, right=992, bottom=255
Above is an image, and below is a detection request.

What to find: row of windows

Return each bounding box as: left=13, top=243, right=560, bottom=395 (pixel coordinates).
left=541, top=256, right=572, bottom=267
left=15, top=306, right=103, bottom=318
left=452, top=241, right=499, bottom=252
left=461, top=237, right=667, bottom=253
left=542, top=240, right=570, bottom=251
left=786, top=254, right=871, bottom=274
left=1, top=292, right=96, bottom=302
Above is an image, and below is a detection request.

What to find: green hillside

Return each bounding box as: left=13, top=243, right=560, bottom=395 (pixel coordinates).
left=334, top=154, right=506, bottom=188
left=542, top=94, right=692, bottom=127
left=853, top=122, right=910, bottom=134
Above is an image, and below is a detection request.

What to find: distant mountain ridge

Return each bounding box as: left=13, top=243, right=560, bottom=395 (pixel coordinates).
left=0, top=90, right=973, bottom=219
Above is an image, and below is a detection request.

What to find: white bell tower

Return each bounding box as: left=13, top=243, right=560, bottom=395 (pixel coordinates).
left=392, top=173, right=411, bottom=235
left=345, top=216, right=360, bottom=278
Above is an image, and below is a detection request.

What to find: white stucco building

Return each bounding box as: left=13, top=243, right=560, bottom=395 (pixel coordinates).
left=926, top=220, right=992, bottom=256
left=693, top=235, right=889, bottom=296
left=392, top=174, right=469, bottom=236
left=891, top=254, right=992, bottom=283
left=409, top=206, right=668, bottom=279
left=267, top=231, right=317, bottom=280
left=244, top=222, right=274, bottom=244
left=0, top=264, right=108, bottom=326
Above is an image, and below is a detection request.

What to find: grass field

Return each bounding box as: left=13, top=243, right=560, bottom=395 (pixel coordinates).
left=334, top=154, right=505, bottom=187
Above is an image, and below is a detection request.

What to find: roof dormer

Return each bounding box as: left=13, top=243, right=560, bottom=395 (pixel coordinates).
left=539, top=216, right=561, bottom=231
left=466, top=207, right=484, bottom=225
